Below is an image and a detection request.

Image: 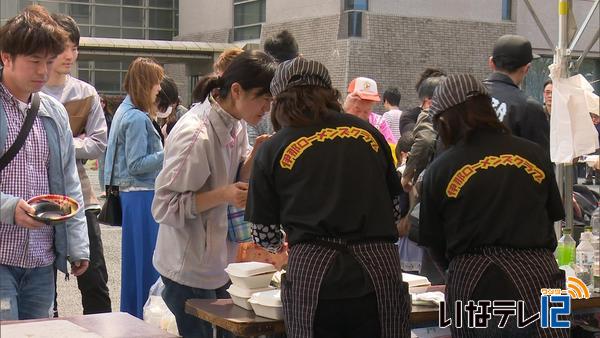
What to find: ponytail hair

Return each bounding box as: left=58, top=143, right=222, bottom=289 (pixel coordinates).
left=195, top=50, right=275, bottom=103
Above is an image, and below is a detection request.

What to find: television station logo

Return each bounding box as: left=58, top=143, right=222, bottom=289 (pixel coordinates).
left=439, top=276, right=590, bottom=330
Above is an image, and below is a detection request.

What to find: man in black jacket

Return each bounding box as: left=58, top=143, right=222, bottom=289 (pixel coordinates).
left=484, top=34, right=550, bottom=156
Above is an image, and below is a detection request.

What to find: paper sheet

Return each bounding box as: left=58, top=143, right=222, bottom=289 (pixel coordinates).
left=0, top=320, right=102, bottom=338
left=549, top=64, right=600, bottom=163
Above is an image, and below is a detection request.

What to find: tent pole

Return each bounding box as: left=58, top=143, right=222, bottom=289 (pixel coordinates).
left=567, top=0, right=599, bottom=51
left=557, top=0, right=574, bottom=234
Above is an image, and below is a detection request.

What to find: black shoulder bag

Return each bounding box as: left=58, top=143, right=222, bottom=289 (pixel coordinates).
left=0, top=93, right=40, bottom=172
left=97, top=138, right=122, bottom=226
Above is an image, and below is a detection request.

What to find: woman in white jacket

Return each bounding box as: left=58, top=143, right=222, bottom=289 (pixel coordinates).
left=151, top=50, right=275, bottom=338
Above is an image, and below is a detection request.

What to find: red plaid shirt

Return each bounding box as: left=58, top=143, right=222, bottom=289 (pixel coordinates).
left=0, top=83, right=54, bottom=268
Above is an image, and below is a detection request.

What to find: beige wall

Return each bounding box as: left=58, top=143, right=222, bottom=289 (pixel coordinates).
left=515, top=0, right=599, bottom=55
left=179, top=0, right=232, bottom=36
left=266, top=0, right=340, bottom=24
left=369, top=0, right=503, bottom=23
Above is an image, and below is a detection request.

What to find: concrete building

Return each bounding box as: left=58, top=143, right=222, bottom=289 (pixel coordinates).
left=0, top=0, right=235, bottom=104
left=176, top=0, right=599, bottom=109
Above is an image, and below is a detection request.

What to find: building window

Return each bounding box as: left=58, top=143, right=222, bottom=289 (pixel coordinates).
left=15, top=0, right=179, bottom=40
left=233, top=0, right=265, bottom=42
left=78, top=60, right=128, bottom=95
left=345, top=0, right=368, bottom=11
left=344, top=0, right=367, bottom=37
left=502, top=0, right=512, bottom=21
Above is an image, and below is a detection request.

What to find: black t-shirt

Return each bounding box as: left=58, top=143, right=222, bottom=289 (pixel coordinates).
left=246, top=112, right=401, bottom=299
left=419, top=130, right=564, bottom=261
left=246, top=112, right=401, bottom=244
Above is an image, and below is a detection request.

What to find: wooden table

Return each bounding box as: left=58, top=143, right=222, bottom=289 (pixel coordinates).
left=186, top=299, right=285, bottom=337
left=0, top=312, right=177, bottom=338
left=185, top=298, right=443, bottom=337
left=186, top=291, right=600, bottom=337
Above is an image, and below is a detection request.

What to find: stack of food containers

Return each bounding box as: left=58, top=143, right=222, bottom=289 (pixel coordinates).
left=225, top=262, right=280, bottom=317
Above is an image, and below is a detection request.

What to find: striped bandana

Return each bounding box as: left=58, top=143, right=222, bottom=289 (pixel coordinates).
left=430, top=73, right=489, bottom=117
left=270, top=57, right=332, bottom=97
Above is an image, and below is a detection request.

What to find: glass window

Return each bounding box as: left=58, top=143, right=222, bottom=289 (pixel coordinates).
left=233, top=25, right=261, bottom=41
left=95, top=71, right=122, bottom=93
left=69, top=4, right=90, bottom=25
left=123, top=0, right=143, bottom=6
left=234, top=0, right=265, bottom=27
left=37, top=1, right=65, bottom=13
left=123, top=28, right=144, bottom=39
left=149, top=9, right=173, bottom=29
left=19, top=1, right=34, bottom=10
left=95, top=60, right=121, bottom=70
left=78, top=69, right=91, bottom=84
left=96, top=0, right=120, bottom=4
left=149, top=29, right=173, bottom=40
left=78, top=25, right=91, bottom=37
left=94, top=26, right=121, bottom=38
left=502, top=0, right=512, bottom=21
left=149, top=0, right=173, bottom=8
left=345, top=0, right=368, bottom=11
left=95, top=6, right=120, bottom=26
left=347, top=11, right=362, bottom=37
left=78, top=60, right=92, bottom=69
left=122, top=7, right=144, bottom=27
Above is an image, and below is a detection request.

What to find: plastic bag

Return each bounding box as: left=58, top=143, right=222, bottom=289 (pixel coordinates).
left=143, top=277, right=179, bottom=336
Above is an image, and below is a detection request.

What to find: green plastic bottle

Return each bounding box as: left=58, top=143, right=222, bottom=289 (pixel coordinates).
left=555, top=228, right=576, bottom=267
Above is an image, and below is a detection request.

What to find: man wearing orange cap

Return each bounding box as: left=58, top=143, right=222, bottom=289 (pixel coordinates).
left=344, top=77, right=396, bottom=144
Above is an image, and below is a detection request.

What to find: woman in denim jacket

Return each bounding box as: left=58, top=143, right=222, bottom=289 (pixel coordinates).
left=103, top=57, right=164, bottom=318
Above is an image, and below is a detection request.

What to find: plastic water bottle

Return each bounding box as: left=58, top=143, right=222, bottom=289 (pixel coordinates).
left=592, top=204, right=600, bottom=292
left=592, top=204, right=600, bottom=237
left=555, top=228, right=576, bottom=267
left=575, top=227, right=594, bottom=288
left=592, top=232, right=600, bottom=293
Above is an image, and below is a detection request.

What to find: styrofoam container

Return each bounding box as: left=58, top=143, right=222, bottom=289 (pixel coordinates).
left=248, top=289, right=283, bottom=320
left=227, top=284, right=273, bottom=310
left=225, top=262, right=277, bottom=289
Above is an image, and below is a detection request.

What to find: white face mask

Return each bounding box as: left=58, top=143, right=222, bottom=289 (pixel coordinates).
left=164, top=105, right=173, bottom=117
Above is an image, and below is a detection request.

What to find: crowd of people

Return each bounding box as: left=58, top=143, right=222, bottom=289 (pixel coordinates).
left=1, top=4, right=599, bottom=338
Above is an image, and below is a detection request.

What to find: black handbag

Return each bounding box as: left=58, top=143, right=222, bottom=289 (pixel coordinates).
left=98, top=146, right=121, bottom=226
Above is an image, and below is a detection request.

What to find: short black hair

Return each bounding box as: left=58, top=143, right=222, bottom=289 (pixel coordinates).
left=157, top=76, right=179, bottom=111
left=264, top=30, right=299, bottom=63
left=418, top=76, right=445, bottom=100
left=492, top=57, right=524, bottom=73
left=396, top=131, right=414, bottom=154
left=383, top=87, right=401, bottom=106
left=50, top=12, right=80, bottom=46
left=543, top=79, right=552, bottom=90
left=415, top=68, right=446, bottom=92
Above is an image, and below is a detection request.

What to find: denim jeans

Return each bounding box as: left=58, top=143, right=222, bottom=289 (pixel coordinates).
left=161, top=276, right=233, bottom=338
left=0, top=264, right=54, bottom=320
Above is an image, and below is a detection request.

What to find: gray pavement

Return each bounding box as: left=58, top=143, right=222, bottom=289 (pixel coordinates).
left=56, top=164, right=122, bottom=317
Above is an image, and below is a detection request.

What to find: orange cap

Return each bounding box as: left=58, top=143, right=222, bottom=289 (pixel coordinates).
left=347, top=77, right=380, bottom=102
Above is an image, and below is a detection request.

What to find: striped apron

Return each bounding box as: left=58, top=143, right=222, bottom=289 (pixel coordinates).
left=281, top=238, right=411, bottom=338
left=446, top=246, right=569, bottom=338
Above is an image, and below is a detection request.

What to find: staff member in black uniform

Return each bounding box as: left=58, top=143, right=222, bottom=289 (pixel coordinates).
left=420, top=74, right=567, bottom=338
left=484, top=34, right=550, bottom=156
left=245, top=57, right=410, bottom=338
